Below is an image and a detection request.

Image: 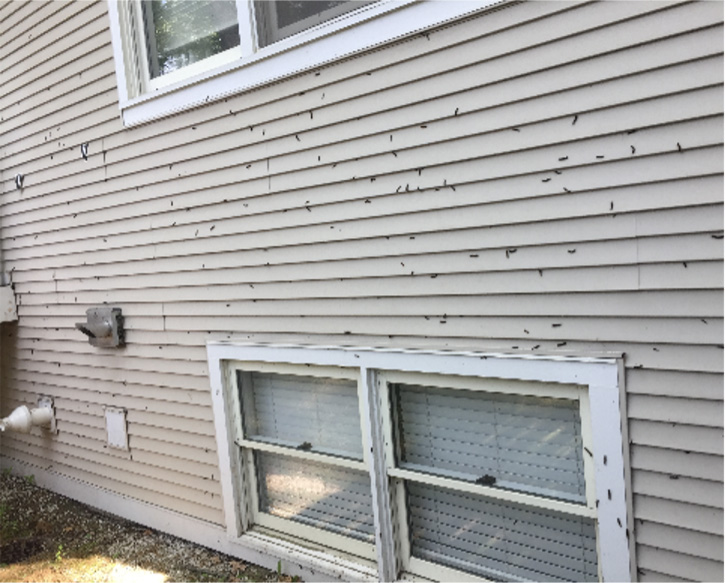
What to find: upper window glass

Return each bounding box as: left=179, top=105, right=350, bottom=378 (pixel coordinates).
left=141, top=0, right=241, bottom=79
left=254, top=1, right=375, bottom=48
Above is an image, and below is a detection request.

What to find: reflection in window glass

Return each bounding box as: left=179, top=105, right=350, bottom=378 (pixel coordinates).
left=256, top=451, right=375, bottom=541
left=275, top=1, right=349, bottom=28
left=407, top=482, right=599, bottom=581
left=141, top=0, right=240, bottom=78
left=254, top=1, right=374, bottom=48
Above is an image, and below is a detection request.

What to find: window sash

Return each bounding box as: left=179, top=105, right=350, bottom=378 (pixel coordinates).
left=404, top=481, right=599, bottom=582
left=129, top=0, right=245, bottom=93
left=254, top=1, right=376, bottom=48
left=242, top=448, right=378, bottom=560
left=377, top=370, right=599, bottom=580
left=378, top=372, right=597, bottom=511
left=391, top=382, right=589, bottom=503
left=233, top=365, right=377, bottom=560
left=239, top=370, right=365, bottom=460
left=141, top=0, right=241, bottom=79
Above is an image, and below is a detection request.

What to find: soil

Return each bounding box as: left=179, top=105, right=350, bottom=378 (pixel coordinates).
left=0, top=470, right=293, bottom=582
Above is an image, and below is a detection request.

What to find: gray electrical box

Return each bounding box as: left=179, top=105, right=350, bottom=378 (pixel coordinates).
left=75, top=307, right=125, bottom=348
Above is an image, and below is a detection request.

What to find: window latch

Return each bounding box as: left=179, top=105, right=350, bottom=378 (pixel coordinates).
left=475, top=474, right=497, bottom=486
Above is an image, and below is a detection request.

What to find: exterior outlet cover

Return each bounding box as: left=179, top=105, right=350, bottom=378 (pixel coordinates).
left=0, top=286, right=17, bottom=322
left=105, top=407, right=129, bottom=450
left=76, top=307, right=125, bottom=348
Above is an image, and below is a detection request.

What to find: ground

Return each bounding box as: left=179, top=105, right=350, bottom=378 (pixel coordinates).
left=0, top=470, right=295, bottom=582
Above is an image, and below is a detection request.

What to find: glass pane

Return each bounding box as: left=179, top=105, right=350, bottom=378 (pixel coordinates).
left=141, top=0, right=240, bottom=79
left=254, top=1, right=375, bottom=47
left=407, top=482, right=599, bottom=582
left=393, top=384, right=587, bottom=503
left=239, top=371, right=364, bottom=459
left=257, top=451, right=374, bottom=542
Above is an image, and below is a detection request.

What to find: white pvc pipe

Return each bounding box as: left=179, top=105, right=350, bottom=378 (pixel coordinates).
left=0, top=405, right=54, bottom=433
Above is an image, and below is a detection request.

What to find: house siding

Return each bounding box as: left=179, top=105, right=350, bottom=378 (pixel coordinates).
left=1, top=0, right=722, bottom=580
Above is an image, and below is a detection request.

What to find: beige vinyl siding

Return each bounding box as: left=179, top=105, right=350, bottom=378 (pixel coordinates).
left=1, top=0, right=723, bottom=580
left=636, top=546, right=723, bottom=583
left=636, top=522, right=723, bottom=563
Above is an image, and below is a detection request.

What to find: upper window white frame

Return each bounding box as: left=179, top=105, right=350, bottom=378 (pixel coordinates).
left=107, top=0, right=506, bottom=126
left=207, top=342, right=635, bottom=582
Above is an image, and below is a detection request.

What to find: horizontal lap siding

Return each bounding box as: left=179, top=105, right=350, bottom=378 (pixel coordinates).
left=0, top=0, right=228, bottom=525
left=1, top=0, right=722, bottom=579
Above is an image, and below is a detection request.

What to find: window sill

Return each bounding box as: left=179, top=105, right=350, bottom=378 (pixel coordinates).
left=237, top=527, right=379, bottom=581
left=108, top=0, right=504, bottom=127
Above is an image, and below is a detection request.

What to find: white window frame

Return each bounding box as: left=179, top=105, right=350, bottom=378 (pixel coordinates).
left=207, top=342, right=634, bottom=582
left=106, top=0, right=506, bottom=126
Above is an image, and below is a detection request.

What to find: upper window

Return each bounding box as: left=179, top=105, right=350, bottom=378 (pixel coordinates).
left=107, top=0, right=502, bottom=126
left=134, top=1, right=373, bottom=90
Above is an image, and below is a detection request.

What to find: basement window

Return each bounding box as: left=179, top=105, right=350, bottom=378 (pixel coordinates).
left=207, top=344, right=633, bottom=581
left=107, top=0, right=505, bottom=126
left=233, top=366, right=376, bottom=559
left=380, top=372, right=598, bottom=581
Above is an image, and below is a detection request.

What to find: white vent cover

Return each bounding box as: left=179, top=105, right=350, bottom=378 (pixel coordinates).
left=105, top=407, right=129, bottom=450
left=0, top=286, right=17, bottom=322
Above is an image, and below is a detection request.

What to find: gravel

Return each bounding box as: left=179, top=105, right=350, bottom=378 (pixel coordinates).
left=0, top=470, right=288, bottom=582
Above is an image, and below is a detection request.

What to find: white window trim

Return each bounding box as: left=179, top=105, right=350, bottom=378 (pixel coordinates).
left=107, top=0, right=506, bottom=127
left=206, top=342, right=634, bottom=582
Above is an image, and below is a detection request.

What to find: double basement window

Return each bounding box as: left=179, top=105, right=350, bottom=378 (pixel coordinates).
left=208, top=345, right=633, bottom=582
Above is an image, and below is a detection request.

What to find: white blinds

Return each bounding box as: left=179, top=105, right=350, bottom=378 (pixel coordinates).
left=241, top=371, right=364, bottom=459
left=407, top=482, right=599, bottom=582
left=393, top=383, right=587, bottom=503
left=257, top=452, right=375, bottom=542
